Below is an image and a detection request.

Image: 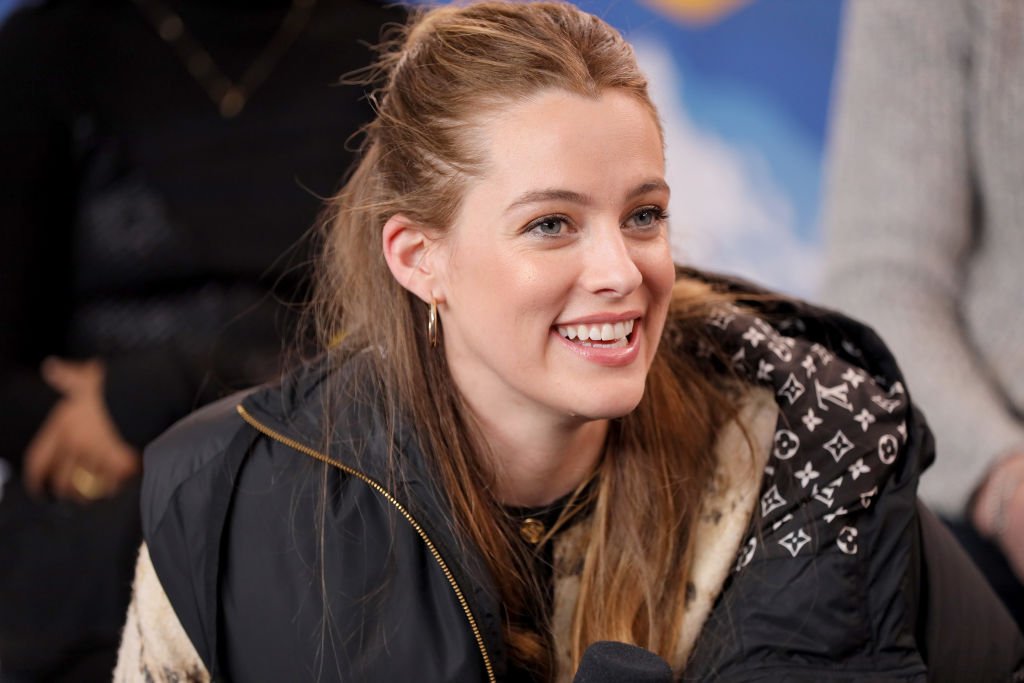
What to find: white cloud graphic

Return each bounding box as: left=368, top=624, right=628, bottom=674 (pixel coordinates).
left=633, top=37, right=822, bottom=297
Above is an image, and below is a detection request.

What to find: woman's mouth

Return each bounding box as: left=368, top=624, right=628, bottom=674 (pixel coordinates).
left=555, top=318, right=636, bottom=349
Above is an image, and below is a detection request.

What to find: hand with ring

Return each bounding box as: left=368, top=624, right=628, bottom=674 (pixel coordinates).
left=68, top=464, right=111, bottom=501
left=23, top=358, right=140, bottom=502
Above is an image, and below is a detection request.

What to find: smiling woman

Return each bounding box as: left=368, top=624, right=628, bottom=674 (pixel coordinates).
left=382, top=89, right=677, bottom=509
left=114, top=2, right=1022, bottom=682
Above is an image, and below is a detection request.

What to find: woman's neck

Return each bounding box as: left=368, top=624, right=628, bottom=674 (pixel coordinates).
left=469, top=407, right=609, bottom=508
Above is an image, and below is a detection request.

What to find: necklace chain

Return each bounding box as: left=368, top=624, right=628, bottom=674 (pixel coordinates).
left=131, top=0, right=317, bottom=119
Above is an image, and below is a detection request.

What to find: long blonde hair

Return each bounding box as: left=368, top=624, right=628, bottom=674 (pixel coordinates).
left=310, top=3, right=739, bottom=677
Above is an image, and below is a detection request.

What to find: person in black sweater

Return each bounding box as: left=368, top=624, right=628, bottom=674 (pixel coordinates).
left=0, top=1, right=403, bottom=679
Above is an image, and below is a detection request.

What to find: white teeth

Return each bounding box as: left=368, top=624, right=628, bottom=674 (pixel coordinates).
left=557, top=318, right=638, bottom=344
left=577, top=337, right=628, bottom=349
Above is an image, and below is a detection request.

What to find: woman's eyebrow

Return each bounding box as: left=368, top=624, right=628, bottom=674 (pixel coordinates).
left=505, top=189, right=591, bottom=212
left=626, top=179, right=669, bottom=199
left=504, top=179, right=668, bottom=213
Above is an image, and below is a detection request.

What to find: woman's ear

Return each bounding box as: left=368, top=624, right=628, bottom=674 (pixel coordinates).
left=382, top=213, right=443, bottom=305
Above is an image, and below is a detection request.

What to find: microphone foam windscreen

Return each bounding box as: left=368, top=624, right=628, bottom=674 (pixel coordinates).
left=572, top=641, right=673, bottom=683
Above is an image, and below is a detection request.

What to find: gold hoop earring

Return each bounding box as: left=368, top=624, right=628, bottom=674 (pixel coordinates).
left=428, top=299, right=439, bottom=348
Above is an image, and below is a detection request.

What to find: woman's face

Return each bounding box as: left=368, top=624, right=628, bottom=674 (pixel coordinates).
left=434, top=88, right=675, bottom=426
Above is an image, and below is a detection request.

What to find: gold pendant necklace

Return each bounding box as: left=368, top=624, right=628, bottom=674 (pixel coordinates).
left=131, top=0, right=317, bottom=119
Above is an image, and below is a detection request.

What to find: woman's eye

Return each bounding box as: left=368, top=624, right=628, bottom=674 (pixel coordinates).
left=528, top=216, right=569, bottom=236
left=628, top=207, right=665, bottom=229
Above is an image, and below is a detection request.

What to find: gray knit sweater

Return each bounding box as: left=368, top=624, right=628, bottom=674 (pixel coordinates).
left=822, top=0, right=1024, bottom=519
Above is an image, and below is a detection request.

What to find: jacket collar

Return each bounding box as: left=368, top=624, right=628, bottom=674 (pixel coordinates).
left=238, top=350, right=510, bottom=677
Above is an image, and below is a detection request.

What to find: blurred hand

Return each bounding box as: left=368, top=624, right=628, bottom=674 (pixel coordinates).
left=972, top=451, right=1024, bottom=582
left=1000, top=480, right=1024, bottom=581
left=23, top=358, right=139, bottom=502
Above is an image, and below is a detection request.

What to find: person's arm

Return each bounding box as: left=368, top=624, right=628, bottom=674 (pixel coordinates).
left=822, top=0, right=1024, bottom=519
left=0, top=9, right=148, bottom=500
left=0, top=9, right=177, bottom=496
left=0, top=7, right=76, bottom=464
left=0, top=8, right=250, bottom=482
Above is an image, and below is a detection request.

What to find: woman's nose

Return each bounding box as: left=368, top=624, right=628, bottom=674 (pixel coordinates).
left=580, top=225, right=643, bottom=297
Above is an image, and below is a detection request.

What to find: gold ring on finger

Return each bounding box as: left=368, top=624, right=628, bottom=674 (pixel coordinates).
left=70, top=466, right=108, bottom=501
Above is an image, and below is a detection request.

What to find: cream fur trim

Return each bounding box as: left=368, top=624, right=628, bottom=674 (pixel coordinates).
left=114, top=544, right=210, bottom=682
left=551, top=386, right=777, bottom=680
left=675, top=386, right=776, bottom=667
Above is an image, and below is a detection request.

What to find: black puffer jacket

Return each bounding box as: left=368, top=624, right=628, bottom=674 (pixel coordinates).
left=140, top=273, right=1024, bottom=682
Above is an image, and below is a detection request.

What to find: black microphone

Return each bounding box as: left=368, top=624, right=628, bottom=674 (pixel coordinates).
left=572, top=641, right=673, bottom=682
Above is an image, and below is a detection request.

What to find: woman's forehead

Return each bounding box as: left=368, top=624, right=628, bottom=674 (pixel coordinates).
left=468, top=89, right=666, bottom=204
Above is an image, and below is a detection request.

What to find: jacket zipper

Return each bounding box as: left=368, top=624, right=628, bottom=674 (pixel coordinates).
left=236, top=404, right=496, bottom=683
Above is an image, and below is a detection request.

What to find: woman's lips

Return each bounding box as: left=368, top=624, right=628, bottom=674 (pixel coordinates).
left=551, top=319, right=642, bottom=367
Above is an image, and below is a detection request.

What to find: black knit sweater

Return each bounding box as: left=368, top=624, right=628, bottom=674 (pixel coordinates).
left=0, top=0, right=405, bottom=460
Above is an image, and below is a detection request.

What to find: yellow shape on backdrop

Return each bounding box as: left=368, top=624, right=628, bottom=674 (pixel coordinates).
left=640, top=0, right=750, bottom=25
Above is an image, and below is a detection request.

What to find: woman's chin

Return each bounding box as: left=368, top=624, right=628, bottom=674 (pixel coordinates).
left=566, top=388, right=646, bottom=422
